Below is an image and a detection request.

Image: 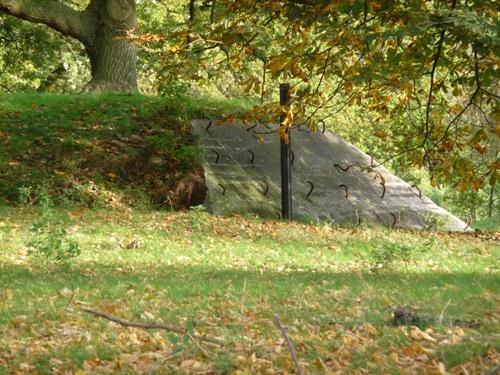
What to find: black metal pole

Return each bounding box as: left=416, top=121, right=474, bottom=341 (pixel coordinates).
left=280, top=83, right=292, bottom=220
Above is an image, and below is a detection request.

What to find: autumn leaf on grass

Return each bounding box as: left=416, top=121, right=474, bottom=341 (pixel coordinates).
left=410, top=327, right=437, bottom=343
left=363, top=322, right=378, bottom=336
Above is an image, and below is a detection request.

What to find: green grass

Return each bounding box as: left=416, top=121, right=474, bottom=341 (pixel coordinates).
left=0, top=92, right=253, bottom=208
left=0, top=206, right=498, bottom=374
left=474, top=213, right=500, bottom=231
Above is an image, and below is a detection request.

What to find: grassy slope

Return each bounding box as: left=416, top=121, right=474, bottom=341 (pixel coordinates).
left=0, top=93, right=251, bottom=208
left=0, top=207, right=498, bottom=374
left=1, top=92, right=498, bottom=229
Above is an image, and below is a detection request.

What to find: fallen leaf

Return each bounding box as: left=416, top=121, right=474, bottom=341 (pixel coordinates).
left=372, top=352, right=387, bottom=366
left=437, top=362, right=446, bottom=374
left=389, top=352, right=399, bottom=363
left=364, top=322, right=378, bottom=336
left=411, top=327, right=437, bottom=343
left=58, top=287, right=73, bottom=297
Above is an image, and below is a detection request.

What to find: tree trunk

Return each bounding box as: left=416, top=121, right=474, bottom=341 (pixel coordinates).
left=0, top=0, right=138, bottom=93
left=83, top=0, right=137, bottom=93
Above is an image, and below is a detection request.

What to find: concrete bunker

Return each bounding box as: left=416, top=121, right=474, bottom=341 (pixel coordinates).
left=192, top=120, right=469, bottom=231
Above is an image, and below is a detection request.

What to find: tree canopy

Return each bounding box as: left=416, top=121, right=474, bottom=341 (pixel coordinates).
left=148, top=0, right=498, bottom=194
left=0, top=0, right=498, bottom=198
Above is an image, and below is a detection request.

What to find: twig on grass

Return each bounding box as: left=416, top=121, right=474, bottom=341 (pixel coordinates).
left=80, top=306, right=223, bottom=346
left=187, top=333, right=210, bottom=357
left=65, top=288, right=76, bottom=309
left=240, top=279, right=247, bottom=316
left=274, top=314, right=303, bottom=375
left=438, top=299, right=451, bottom=324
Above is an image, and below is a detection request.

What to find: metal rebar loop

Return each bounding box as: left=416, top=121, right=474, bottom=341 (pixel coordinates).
left=306, top=181, right=314, bottom=199
left=334, top=163, right=350, bottom=173
left=390, top=213, right=397, bottom=227
left=318, top=120, right=326, bottom=134
left=355, top=210, right=361, bottom=227
left=206, top=120, right=213, bottom=131
left=218, top=183, right=226, bottom=195
left=262, top=180, right=269, bottom=196
left=367, top=152, right=375, bottom=167
left=411, top=184, right=422, bottom=198
left=247, top=149, right=255, bottom=164
left=212, top=150, right=220, bottom=164
left=339, top=184, right=348, bottom=198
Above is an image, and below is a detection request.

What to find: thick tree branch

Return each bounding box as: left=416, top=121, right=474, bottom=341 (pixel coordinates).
left=0, top=0, right=94, bottom=44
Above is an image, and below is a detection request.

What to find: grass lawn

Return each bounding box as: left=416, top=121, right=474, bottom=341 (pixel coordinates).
left=0, top=206, right=498, bottom=374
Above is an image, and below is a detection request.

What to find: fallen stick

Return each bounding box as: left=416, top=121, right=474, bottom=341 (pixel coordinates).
left=80, top=306, right=223, bottom=346
left=274, top=314, right=303, bottom=375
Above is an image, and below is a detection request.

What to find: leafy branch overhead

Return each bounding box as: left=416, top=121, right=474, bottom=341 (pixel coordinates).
left=0, top=0, right=498, bottom=192
left=155, top=0, right=499, bottom=192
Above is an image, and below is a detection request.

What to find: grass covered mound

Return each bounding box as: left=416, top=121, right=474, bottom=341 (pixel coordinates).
left=0, top=93, right=250, bottom=208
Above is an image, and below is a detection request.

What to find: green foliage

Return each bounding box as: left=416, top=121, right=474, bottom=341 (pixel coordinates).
left=369, top=240, right=414, bottom=272
left=151, top=0, right=499, bottom=194
left=25, top=188, right=81, bottom=263
left=0, top=14, right=89, bottom=92
left=473, top=213, right=500, bottom=231
left=145, top=131, right=180, bottom=153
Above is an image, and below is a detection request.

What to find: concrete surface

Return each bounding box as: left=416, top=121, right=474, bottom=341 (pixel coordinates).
left=192, top=120, right=469, bottom=231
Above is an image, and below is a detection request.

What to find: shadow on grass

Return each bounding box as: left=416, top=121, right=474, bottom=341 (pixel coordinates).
left=2, top=263, right=498, bottom=323
left=2, top=263, right=498, bottom=291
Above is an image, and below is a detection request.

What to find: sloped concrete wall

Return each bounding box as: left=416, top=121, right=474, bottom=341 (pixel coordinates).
left=192, top=120, right=468, bottom=231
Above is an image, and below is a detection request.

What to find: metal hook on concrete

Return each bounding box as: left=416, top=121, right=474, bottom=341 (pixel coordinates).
left=373, top=172, right=386, bottom=199
left=318, top=119, right=326, bottom=134
left=390, top=213, right=397, bottom=227
left=262, top=180, right=269, bottom=196
left=206, top=120, right=213, bottom=131
left=411, top=184, right=422, bottom=199
left=290, top=150, right=295, bottom=165
left=218, top=183, right=226, bottom=195
left=355, top=210, right=361, bottom=227
left=306, top=181, right=314, bottom=199
left=247, top=149, right=255, bottom=164
left=212, top=150, right=220, bottom=164
left=334, top=163, right=350, bottom=173
left=366, top=152, right=375, bottom=167
left=339, top=184, right=349, bottom=198
left=464, top=215, right=472, bottom=231
left=375, top=213, right=384, bottom=225
left=380, top=184, right=386, bottom=199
